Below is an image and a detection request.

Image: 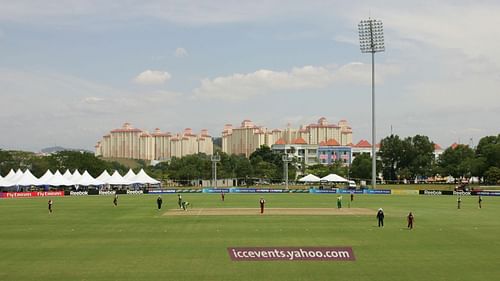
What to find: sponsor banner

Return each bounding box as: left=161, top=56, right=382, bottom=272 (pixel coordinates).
left=99, top=191, right=116, bottom=196
left=364, top=189, right=391, bottom=194
left=420, top=190, right=441, bottom=195
left=420, top=190, right=453, bottom=195
left=337, top=189, right=363, bottom=194
left=0, top=192, right=3, bottom=198
left=126, top=190, right=144, bottom=195
left=202, top=188, right=231, bottom=193
left=149, top=189, right=177, bottom=194
left=289, top=189, right=309, bottom=193
left=391, top=190, right=419, bottom=195
left=453, top=191, right=471, bottom=196
left=70, top=191, right=89, bottom=196
left=148, top=189, right=202, bottom=194
left=475, top=191, right=500, bottom=196
left=228, top=247, right=355, bottom=261
left=229, top=188, right=287, bottom=193
left=309, top=189, right=337, bottom=194
left=1, top=191, right=65, bottom=198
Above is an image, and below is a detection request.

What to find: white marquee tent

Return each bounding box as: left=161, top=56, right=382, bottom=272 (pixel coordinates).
left=96, top=170, right=112, bottom=183
left=45, top=170, right=74, bottom=186
left=320, top=174, right=349, bottom=183
left=298, top=174, right=321, bottom=183
left=76, top=170, right=105, bottom=186
left=123, top=169, right=137, bottom=181
left=15, top=170, right=40, bottom=186
left=131, top=169, right=160, bottom=185
left=10, top=169, right=24, bottom=184
left=106, top=170, right=132, bottom=185
left=69, top=170, right=83, bottom=183
left=3, top=169, right=16, bottom=180
left=38, top=170, right=54, bottom=185
left=62, top=169, right=73, bottom=180
left=1, top=168, right=160, bottom=188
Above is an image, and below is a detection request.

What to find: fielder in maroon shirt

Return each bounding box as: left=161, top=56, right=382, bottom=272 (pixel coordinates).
left=221, top=191, right=225, bottom=202
left=259, top=198, right=266, bottom=214
left=407, top=212, right=414, bottom=229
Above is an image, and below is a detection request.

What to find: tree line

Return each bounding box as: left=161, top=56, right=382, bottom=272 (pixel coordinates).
left=0, top=150, right=128, bottom=178
left=378, top=134, right=500, bottom=184
left=1, top=134, right=499, bottom=185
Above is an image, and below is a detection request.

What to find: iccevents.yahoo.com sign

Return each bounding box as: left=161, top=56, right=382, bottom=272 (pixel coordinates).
left=228, top=247, right=355, bottom=261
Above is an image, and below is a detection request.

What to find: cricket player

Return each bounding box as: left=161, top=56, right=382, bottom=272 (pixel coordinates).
left=259, top=197, right=266, bottom=214
left=376, top=208, right=384, bottom=227
left=478, top=195, right=482, bottom=209
left=157, top=196, right=163, bottom=210
left=337, top=195, right=342, bottom=209
left=48, top=199, right=53, bottom=213
left=221, top=191, right=225, bottom=202
left=181, top=201, right=190, bottom=211
left=457, top=196, right=461, bottom=209
left=177, top=194, right=182, bottom=209
left=113, top=194, right=118, bottom=207
left=407, top=212, right=414, bottom=229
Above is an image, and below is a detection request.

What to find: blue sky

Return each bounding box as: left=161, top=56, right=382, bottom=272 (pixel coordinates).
left=1, top=0, right=499, bottom=151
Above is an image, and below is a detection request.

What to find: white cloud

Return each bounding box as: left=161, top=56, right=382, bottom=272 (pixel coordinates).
left=83, top=96, right=104, bottom=103
left=193, top=63, right=399, bottom=101
left=134, top=70, right=171, bottom=85
left=175, top=47, right=188, bottom=58
left=0, top=68, right=187, bottom=151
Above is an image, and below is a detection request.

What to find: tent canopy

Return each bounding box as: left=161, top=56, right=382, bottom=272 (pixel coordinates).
left=69, top=170, right=83, bottom=183
left=45, top=170, right=74, bottom=186
left=76, top=170, right=105, bottom=186
left=298, top=174, right=321, bottom=183
left=123, top=169, right=137, bottom=181
left=15, top=170, right=41, bottom=186
left=320, top=174, right=349, bottom=183
left=0, top=168, right=159, bottom=188
left=96, top=170, right=112, bottom=182
left=131, top=169, right=160, bottom=185
left=106, top=170, right=132, bottom=185
left=62, top=169, right=73, bottom=180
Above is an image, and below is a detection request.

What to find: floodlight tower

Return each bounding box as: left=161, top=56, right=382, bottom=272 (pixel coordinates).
left=211, top=153, right=221, bottom=188
left=358, top=18, right=385, bottom=189
left=282, top=152, right=292, bottom=190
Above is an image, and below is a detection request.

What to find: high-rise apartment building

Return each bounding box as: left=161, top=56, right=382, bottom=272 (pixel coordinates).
left=222, top=117, right=353, bottom=157
left=95, top=123, right=213, bottom=161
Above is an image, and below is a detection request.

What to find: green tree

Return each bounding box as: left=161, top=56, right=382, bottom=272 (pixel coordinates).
left=167, top=154, right=211, bottom=183
left=439, top=144, right=475, bottom=178
left=145, top=161, right=170, bottom=182
left=0, top=150, right=15, bottom=176
left=406, top=135, right=435, bottom=178
left=350, top=153, right=372, bottom=180
left=379, top=135, right=404, bottom=181
left=232, top=154, right=253, bottom=179
left=475, top=135, right=500, bottom=177
left=484, top=167, right=500, bottom=184
left=379, top=134, right=435, bottom=181
left=253, top=161, right=277, bottom=180
left=305, top=164, right=329, bottom=178
left=47, top=151, right=127, bottom=177
left=250, top=145, right=289, bottom=181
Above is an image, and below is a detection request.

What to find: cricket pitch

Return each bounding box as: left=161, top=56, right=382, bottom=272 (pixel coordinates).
left=163, top=207, right=374, bottom=216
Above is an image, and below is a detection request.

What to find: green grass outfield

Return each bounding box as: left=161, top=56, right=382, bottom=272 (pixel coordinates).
left=1, top=194, right=499, bottom=281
